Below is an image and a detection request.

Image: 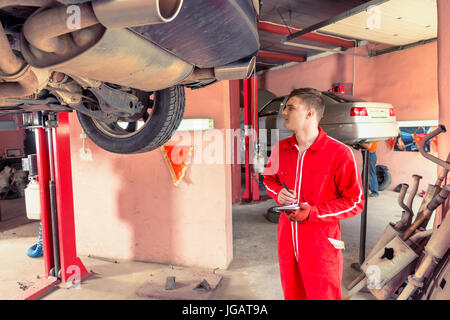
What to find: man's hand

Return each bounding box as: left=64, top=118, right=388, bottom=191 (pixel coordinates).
left=284, top=203, right=311, bottom=223
left=277, top=188, right=296, bottom=205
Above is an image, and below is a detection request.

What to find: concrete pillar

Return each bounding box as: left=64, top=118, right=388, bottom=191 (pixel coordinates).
left=436, top=0, right=450, bottom=223
left=69, top=81, right=234, bottom=269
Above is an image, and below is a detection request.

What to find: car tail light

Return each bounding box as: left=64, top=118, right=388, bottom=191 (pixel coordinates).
left=350, top=107, right=368, bottom=116
left=389, top=108, right=396, bottom=116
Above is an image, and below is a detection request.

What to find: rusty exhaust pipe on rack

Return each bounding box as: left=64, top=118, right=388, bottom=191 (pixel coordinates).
left=345, top=223, right=400, bottom=296
left=419, top=125, right=450, bottom=172
left=344, top=234, right=419, bottom=300
left=406, top=175, right=422, bottom=215
left=394, top=184, right=414, bottom=231
left=403, top=185, right=450, bottom=241
left=402, top=126, right=449, bottom=238
left=398, top=201, right=450, bottom=300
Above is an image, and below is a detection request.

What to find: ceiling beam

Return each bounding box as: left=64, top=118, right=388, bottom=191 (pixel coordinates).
left=282, top=0, right=390, bottom=42
left=282, top=41, right=370, bottom=58
left=258, top=21, right=355, bottom=48
left=257, top=51, right=306, bottom=62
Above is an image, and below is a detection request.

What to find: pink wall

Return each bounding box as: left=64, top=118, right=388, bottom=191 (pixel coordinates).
left=69, top=81, right=234, bottom=269
left=436, top=0, right=450, bottom=221
left=0, top=115, right=25, bottom=157
left=259, top=42, right=439, bottom=189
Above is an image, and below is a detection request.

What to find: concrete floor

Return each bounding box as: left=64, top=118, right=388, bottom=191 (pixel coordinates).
left=0, top=190, right=428, bottom=300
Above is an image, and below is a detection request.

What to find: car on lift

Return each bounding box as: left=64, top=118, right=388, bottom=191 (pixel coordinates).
left=0, top=0, right=260, bottom=154
left=254, top=91, right=399, bottom=153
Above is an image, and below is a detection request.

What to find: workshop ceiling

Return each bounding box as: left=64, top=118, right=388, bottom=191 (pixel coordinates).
left=256, top=0, right=438, bottom=72
left=319, top=0, right=437, bottom=46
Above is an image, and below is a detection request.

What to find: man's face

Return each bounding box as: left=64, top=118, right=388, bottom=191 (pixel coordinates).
left=282, top=96, right=312, bottom=131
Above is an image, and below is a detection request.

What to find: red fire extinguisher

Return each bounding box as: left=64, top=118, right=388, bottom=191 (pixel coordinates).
left=332, top=83, right=346, bottom=94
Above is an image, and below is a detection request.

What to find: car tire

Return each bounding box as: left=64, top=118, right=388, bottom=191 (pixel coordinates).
left=377, top=165, right=392, bottom=191
left=265, top=206, right=280, bottom=224
left=77, top=85, right=185, bottom=154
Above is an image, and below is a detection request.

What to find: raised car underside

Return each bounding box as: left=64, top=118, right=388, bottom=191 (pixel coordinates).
left=0, top=0, right=259, bottom=153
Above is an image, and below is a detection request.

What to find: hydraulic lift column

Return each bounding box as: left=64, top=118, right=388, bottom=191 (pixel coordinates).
left=11, top=112, right=90, bottom=299
left=351, top=147, right=370, bottom=270
left=242, top=76, right=261, bottom=202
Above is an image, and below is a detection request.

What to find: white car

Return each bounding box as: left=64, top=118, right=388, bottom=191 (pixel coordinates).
left=256, top=91, right=399, bottom=150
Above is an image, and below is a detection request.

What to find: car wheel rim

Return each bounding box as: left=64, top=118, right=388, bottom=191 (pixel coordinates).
left=91, top=93, right=154, bottom=139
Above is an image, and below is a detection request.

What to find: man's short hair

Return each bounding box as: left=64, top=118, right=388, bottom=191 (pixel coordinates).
left=287, top=88, right=325, bottom=120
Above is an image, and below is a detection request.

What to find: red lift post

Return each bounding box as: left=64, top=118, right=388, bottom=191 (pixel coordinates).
left=242, top=76, right=270, bottom=202
left=11, top=112, right=90, bottom=300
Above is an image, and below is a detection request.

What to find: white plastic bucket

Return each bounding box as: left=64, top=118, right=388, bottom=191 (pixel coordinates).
left=24, top=180, right=41, bottom=220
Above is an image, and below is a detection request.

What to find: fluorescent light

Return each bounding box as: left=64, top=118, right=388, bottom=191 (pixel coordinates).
left=397, top=120, right=439, bottom=127
left=176, top=118, right=214, bottom=131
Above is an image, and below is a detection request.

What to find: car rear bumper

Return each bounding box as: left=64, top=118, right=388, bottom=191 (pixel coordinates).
left=321, top=122, right=399, bottom=145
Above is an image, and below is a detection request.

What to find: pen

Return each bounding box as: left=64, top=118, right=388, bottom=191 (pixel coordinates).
left=281, top=182, right=294, bottom=195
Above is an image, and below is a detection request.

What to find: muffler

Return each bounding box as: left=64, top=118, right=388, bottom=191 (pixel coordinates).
left=369, top=260, right=416, bottom=300
left=22, top=27, right=193, bottom=91
left=92, top=0, right=183, bottom=29
left=361, top=236, right=419, bottom=289
left=344, top=232, right=418, bottom=300
left=346, top=223, right=399, bottom=291
left=20, top=0, right=192, bottom=91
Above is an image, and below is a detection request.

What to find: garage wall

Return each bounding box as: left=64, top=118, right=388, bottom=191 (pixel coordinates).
left=68, top=81, right=234, bottom=269
left=436, top=0, right=450, bottom=223
left=0, top=115, right=25, bottom=158
left=259, top=41, right=439, bottom=189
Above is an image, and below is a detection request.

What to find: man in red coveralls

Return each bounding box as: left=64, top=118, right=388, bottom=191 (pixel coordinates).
left=263, top=88, right=365, bottom=300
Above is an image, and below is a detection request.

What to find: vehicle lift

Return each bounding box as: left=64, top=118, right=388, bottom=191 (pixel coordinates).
left=242, top=76, right=270, bottom=203
left=11, top=112, right=91, bottom=300
left=352, top=146, right=370, bottom=270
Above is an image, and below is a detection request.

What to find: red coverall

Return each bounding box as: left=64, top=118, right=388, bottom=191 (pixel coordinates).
left=263, top=126, right=365, bottom=300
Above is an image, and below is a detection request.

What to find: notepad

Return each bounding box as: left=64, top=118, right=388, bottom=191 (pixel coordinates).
left=273, top=202, right=308, bottom=212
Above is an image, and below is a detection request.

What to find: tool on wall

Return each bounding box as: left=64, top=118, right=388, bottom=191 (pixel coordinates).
left=345, top=125, right=449, bottom=300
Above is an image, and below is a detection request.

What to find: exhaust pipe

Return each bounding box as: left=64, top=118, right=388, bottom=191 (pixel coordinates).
left=0, top=66, right=39, bottom=102
left=398, top=207, right=450, bottom=300
left=22, top=26, right=193, bottom=91
left=0, top=0, right=58, bottom=105
left=21, top=1, right=192, bottom=91
left=0, top=19, right=39, bottom=104
left=419, top=125, right=449, bottom=171
left=403, top=185, right=450, bottom=240
left=0, top=0, right=54, bottom=9
left=214, top=56, right=256, bottom=81
left=92, top=0, right=183, bottom=29
left=182, top=56, right=257, bottom=84
left=406, top=175, right=422, bottom=215
left=394, top=184, right=414, bottom=231
left=23, top=3, right=100, bottom=56
left=0, top=21, right=25, bottom=75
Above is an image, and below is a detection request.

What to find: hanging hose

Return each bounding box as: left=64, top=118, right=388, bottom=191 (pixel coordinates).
left=26, top=221, right=43, bottom=258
